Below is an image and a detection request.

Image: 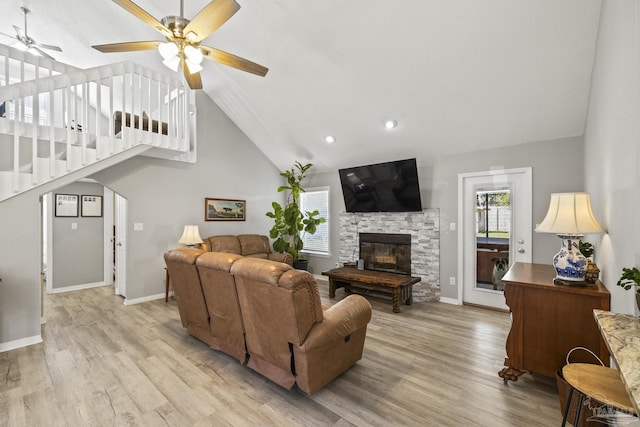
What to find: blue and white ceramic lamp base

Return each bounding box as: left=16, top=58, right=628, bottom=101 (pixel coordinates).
left=553, top=234, right=587, bottom=281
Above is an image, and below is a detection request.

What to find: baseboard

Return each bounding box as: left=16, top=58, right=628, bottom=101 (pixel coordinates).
left=439, top=296, right=461, bottom=305
left=124, top=292, right=165, bottom=306
left=48, top=281, right=108, bottom=294
left=0, top=334, right=43, bottom=353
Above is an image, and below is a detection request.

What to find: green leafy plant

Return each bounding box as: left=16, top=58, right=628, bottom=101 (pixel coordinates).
left=617, top=267, right=640, bottom=292
left=579, top=240, right=594, bottom=259
left=266, top=162, right=326, bottom=262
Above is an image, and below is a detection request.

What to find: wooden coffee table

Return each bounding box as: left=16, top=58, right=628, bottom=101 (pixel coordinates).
left=322, top=267, right=421, bottom=313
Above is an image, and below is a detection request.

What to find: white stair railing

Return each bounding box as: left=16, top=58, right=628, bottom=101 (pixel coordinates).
left=0, top=45, right=196, bottom=202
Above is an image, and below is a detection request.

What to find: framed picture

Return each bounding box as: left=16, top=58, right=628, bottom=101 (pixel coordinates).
left=81, top=195, right=103, bottom=217
left=55, top=194, right=79, bottom=217
left=205, top=198, right=246, bottom=221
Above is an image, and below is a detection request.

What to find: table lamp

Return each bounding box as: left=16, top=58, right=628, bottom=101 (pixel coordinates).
left=178, top=225, right=203, bottom=248
left=535, top=192, right=604, bottom=285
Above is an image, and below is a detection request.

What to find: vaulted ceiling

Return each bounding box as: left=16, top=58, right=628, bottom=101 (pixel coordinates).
left=0, top=0, right=602, bottom=172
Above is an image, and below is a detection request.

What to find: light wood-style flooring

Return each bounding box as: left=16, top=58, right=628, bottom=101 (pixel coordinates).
left=1, top=281, right=563, bottom=426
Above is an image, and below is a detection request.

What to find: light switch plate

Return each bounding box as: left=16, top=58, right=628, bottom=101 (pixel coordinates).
left=134, top=223, right=143, bottom=231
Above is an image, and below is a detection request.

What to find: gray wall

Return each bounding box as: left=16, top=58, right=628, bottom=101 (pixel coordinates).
left=51, top=182, right=105, bottom=289
left=306, top=136, right=585, bottom=301
left=92, top=91, right=283, bottom=300
left=583, top=0, right=639, bottom=314
left=0, top=90, right=283, bottom=347
left=0, top=193, right=41, bottom=345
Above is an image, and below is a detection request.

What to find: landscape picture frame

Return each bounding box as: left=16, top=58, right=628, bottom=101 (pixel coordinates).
left=205, top=198, right=246, bottom=221
left=81, top=195, right=103, bottom=217
left=55, top=194, right=79, bottom=217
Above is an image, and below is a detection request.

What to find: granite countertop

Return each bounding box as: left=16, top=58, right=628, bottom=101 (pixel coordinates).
left=593, top=309, right=640, bottom=415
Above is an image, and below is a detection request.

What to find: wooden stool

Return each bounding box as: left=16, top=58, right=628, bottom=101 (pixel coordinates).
left=561, top=363, right=637, bottom=426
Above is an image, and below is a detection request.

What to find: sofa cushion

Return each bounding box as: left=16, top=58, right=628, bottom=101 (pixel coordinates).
left=238, top=234, right=271, bottom=256
left=206, top=235, right=242, bottom=254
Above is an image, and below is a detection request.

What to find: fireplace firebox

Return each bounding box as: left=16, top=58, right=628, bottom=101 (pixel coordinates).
left=359, top=233, right=411, bottom=275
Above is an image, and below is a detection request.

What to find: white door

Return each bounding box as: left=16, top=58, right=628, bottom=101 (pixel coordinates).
left=114, top=193, right=127, bottom=297
left=458, top=168, right=532, bottom=310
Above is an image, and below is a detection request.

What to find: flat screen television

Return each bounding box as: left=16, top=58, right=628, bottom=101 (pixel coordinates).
left=339, top=158, right=422, bottom=212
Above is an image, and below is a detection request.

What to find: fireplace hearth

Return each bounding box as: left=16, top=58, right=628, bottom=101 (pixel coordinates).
left=359, top=232, right=411, bottom=275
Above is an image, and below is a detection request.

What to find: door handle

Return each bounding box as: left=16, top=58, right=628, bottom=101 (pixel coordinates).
left=517, top=239, right=524, bottom=244
left=517, top=248, right=525, bottom=253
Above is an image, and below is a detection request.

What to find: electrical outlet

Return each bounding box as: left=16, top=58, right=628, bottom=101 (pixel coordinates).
left=449, top=222, right=456, bottom=231
left=334, top=262, right=339, bottom=268
left=449, top=277, right=456, bottom=286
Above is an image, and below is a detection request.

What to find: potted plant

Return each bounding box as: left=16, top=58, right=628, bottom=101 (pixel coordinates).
left=266, top=162, right=326, bottom=270
left=617, top=267, right=640, bottom=312
left=579, top=240, right=599, bottom=284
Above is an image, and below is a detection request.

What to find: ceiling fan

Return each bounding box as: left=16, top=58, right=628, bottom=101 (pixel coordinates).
left=92, top=0, right=268, bottom=90
left=0, top=7, right=63, bottom=60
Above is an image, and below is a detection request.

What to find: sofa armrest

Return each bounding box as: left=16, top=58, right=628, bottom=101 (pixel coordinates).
left=269, top=253, right=293, bottom=266
left=298, top=295, right=371, bottom=351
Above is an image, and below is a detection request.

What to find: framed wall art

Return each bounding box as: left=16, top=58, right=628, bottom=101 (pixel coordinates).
left=205, top=198, right=246, bottom=221
left=81, top=195, right=103, bottom=217
left=55, top=194, right=79, bottom=217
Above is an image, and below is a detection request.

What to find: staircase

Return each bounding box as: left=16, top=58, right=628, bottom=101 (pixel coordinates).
left=0, top=44, right=196, bottom=202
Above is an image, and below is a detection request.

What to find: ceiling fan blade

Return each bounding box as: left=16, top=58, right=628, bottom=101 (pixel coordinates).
left=92, top=41, right=160, bottom=53
left=199, top=46, right=268, bottom=77
left=183, top=0, right=240, bottom=43
left=182, top=60, right=203, bottom=90
left=112, top=0, right=172, bottom=38
left=30, top=46, right=55, bottom=61
left=0, top=31, right=19, bottom=42
left=38, top=43, right=63, bottom=52
left=12, top=25, right=25, bottom=39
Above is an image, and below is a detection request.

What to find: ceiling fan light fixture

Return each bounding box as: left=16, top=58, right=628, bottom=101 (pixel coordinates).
left=162, top=56, right=181, bottom=72
left=185, top=60, right=203, bottom=75
left=184, top=45, right=203, bottom=65
left=159, top=42, right=179, bottom=60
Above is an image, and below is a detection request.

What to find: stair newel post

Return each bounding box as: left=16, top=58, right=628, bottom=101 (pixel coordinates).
left=95, top=75, right=102, bottom=160
left=65, top=81, right=72, bottom=172
left=48, top=77, right=55, bottom=178
left=81, top=80, right=89, bottom=165
left=12, top=90, right=20, bottom=193
left=31, top=79, right=39, bottom=185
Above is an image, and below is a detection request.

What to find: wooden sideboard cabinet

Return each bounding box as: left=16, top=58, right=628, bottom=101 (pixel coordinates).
left=498, top=262, right=610, bottom=381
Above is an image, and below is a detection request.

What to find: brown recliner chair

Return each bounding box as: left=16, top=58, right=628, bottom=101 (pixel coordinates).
left=230, top=257, right=372, bottom=394
left=163, top=248, right=213, bottom=346
left=164, top=248, right=247, bottom=363
left=195, top=251, right=246, bottom=363
left=204, top=234, right=293, bottom=266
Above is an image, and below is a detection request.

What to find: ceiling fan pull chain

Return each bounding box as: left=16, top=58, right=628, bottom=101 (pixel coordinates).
left=180, top=0, right=184, bottom=18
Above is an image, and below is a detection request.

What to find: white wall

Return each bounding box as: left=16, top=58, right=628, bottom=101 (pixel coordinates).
left=584, top=0, right=640, bottom=314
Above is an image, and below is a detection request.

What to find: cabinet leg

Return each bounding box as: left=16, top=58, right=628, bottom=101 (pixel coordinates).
left=329, top=279, right=336, bottom=298
left=392, top=289, right=400, bottom=313
left=498, top=366, right=528, bottom=382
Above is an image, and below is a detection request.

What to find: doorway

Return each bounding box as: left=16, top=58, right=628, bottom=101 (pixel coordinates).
left=458, top=168, right=532, bottom=310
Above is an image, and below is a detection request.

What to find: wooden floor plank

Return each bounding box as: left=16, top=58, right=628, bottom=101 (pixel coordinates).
left=1, top=283, right=565, bottom=426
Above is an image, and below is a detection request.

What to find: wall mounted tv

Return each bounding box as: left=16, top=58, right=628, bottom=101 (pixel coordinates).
left=339, top=158, right=422, bottom=212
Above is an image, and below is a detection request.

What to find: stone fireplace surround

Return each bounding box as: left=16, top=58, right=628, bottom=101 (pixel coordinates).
left=338, top=209, right=440, bottom=302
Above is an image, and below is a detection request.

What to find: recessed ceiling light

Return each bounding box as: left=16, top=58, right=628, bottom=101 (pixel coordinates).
left=384, top=120, right=398, bottom=129
left=325, top=135, right=336, bottom=143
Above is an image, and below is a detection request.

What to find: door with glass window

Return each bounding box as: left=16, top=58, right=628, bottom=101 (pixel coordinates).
left=458, top=168, right=532, bottom=310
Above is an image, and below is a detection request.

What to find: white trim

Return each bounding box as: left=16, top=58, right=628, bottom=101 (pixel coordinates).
left=124, top=292, right=165, bottom=305
left=0, top=334, right=43, bottom=353
left=47, top=281, right=108, bottom=294
left=438, top=296, right=461, bottom=305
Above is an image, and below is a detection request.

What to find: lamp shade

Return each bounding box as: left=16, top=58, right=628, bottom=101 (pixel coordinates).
left=536, top=192, right=604, bottom=235
left=178, top=225, right=203, bottom=246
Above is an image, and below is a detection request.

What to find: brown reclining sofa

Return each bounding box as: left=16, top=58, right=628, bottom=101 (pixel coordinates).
left=164, top=237, right=372, bottom=394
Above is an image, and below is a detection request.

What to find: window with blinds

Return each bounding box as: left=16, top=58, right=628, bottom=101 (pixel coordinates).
left=299, top=187, right=329, bottom=255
